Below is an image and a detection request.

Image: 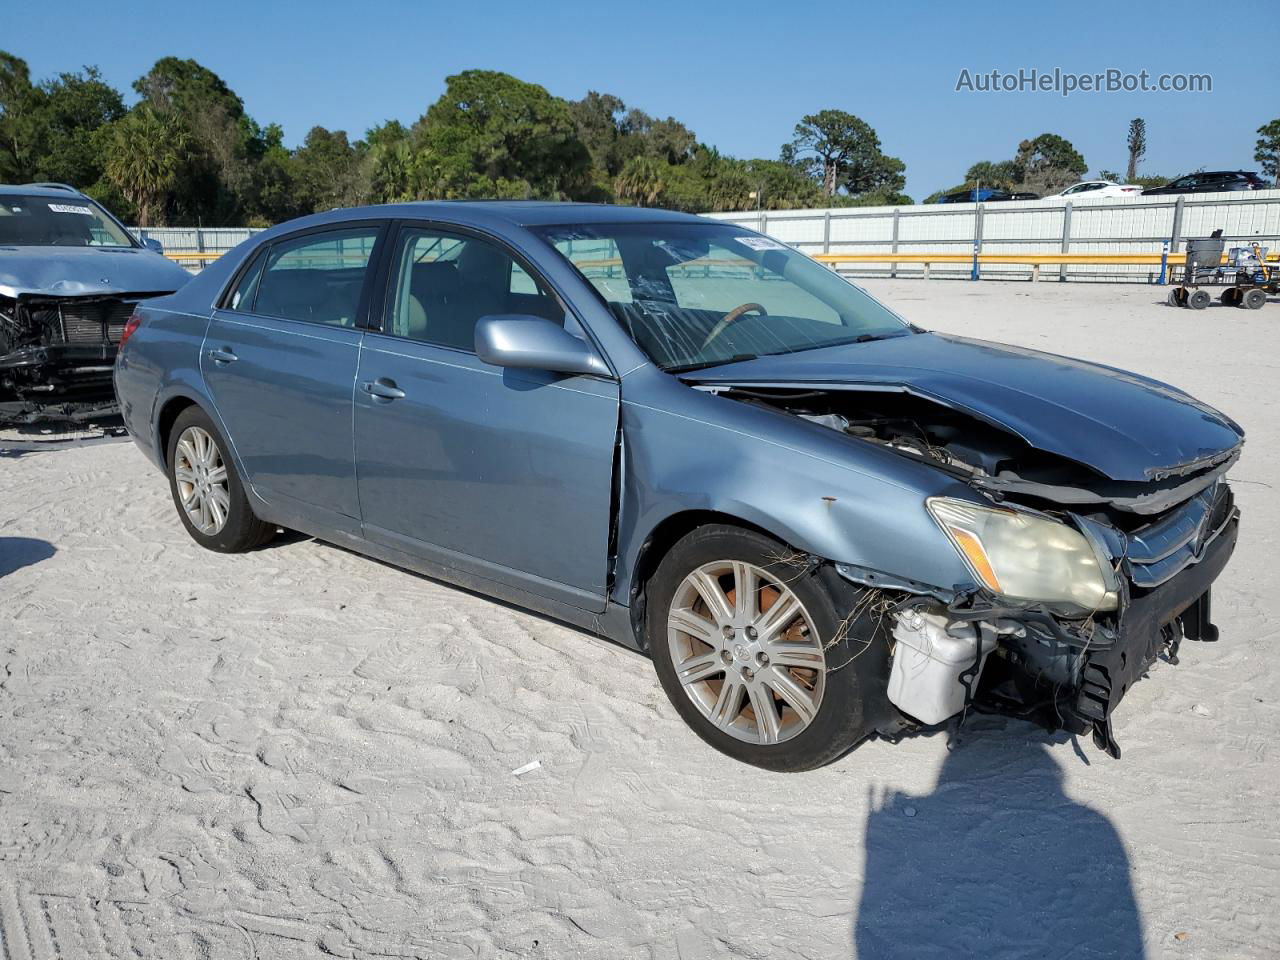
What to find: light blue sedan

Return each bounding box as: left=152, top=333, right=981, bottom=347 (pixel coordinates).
left=114, top=203, right=1242, bottom=769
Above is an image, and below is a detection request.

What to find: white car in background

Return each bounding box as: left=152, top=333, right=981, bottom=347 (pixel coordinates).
left=1048, top=180, right=1143, bottom=200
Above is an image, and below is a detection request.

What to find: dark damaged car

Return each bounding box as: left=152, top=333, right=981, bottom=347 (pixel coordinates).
left=114, top=203, right=1242, bottom=770
left=0, top=183, right=192, bottom=423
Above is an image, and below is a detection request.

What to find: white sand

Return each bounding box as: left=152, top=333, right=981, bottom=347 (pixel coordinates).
left=1, top=280, right=1277, bottom=959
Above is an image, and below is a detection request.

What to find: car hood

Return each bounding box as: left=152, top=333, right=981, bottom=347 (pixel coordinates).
left=0, top=245, right=193, bottom=299
left=684, top=332, right=1244, bottom=482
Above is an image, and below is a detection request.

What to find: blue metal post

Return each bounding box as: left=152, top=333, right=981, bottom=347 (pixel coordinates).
left=971, top=242, right=980, bottom=281
left=1158, top=241, right=1169, bottom=285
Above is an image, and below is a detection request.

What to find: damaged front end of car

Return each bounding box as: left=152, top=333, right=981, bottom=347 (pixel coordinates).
left=699, top=380, right=1243, bottom=758
left=0, top=291, right=163, bottom=423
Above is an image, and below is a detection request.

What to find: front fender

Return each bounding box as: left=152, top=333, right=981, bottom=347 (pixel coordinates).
left=613, top=374, right=979, bottom=603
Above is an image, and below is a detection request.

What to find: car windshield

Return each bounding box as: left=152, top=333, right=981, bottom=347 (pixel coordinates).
left=0, top=194, right=135, bottom=247
left=535, top=221, right=910, bottom=371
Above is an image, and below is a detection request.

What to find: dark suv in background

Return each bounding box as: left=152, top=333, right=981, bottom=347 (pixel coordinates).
left=1142, top=171, right=1268, bottom=195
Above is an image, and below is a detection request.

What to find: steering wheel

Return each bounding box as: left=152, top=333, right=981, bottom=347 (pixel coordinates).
left=699, top=302, right=768, bottom=351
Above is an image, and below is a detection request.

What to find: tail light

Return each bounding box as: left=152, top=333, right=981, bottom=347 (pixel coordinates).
left=118, top=310, right=143, bottom=350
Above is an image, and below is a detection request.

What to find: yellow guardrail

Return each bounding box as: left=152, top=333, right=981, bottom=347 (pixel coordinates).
left=813, top=250, right=1279, bottom=280
left=167, top=249, right=1279, bottom=279
left=813, top=252, right=1182, bottom=265
left=164, top=251, right=224, bottom=262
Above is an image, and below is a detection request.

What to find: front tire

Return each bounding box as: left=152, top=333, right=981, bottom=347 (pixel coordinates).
left=645, top=525, right=890, bottom=772
left=166, top=406, right=274, bottom=552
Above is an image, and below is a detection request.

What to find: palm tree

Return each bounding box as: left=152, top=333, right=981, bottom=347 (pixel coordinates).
left=104, top=106, right=189, bottom=226
left=614, top=155, right=665, bottom=206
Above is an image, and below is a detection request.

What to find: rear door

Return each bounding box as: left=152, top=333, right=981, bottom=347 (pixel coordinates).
left=203, top=224, right=384, bottom=527
left=352, top=222, right=620, bottom=611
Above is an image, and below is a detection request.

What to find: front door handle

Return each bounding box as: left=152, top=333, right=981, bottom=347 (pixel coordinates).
left=361, top=377, right=406, bottom=401
left=208, top=347, right=238, bottom=364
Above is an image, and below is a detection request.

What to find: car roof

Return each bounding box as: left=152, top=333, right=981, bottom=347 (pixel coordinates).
left=0, top=183, right=88, bottom=198
left=274, top=201, right=711, bottom=235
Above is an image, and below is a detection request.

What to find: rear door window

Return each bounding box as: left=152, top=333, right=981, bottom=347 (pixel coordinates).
left=253, top=228, right=380, bottom=327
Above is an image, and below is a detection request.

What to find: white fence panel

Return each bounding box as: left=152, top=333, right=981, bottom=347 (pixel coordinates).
left=138, top=191, right=1280, bottom=280
left=704, top=188, right=1280, bottom=282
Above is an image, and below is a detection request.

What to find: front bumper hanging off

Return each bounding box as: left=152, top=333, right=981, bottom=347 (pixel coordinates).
left=1073, top=513, right=1239, bottom=757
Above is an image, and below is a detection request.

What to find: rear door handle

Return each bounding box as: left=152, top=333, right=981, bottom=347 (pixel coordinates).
left=208, top=347, right=238, bottom=364
left=361, top=377, right=406, bottom=401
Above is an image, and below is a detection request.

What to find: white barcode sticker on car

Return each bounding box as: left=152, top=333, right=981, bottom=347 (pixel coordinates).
left=48, top=203, right=94, bottom=215
left=734, top=236, right=787, bottom=251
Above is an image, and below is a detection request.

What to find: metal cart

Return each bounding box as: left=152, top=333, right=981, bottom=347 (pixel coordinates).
left=1168, top=230, right=1277, bottom=310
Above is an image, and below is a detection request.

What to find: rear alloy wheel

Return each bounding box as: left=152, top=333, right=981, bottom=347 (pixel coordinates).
left=646, top=525, right=889, bottom=771
left=174, top=425, right=230, bottom=536
left=166, top=406, right=274, bottom=553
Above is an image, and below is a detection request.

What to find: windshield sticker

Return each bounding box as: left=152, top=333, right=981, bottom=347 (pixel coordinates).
left=48, top=203, right=94, bottom=216
left=734, top=236, right=787, bottom=251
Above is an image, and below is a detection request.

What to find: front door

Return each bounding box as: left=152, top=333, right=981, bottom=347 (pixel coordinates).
left=353, top=224, right=620, bottom=611
left=202, top=225, right=383, bottom=524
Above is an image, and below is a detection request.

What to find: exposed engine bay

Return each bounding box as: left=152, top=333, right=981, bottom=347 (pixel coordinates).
left=707, top=383, right=1243, bottom=757
left=0, top=292, right=161, bottom=424
left=718, top=385, right=1239, bottom=519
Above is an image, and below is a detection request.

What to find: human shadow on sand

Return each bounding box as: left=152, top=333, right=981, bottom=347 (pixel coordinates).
left=855, top=719, right=1145, bottom=959
left=0, top=537, right=56, bottom=579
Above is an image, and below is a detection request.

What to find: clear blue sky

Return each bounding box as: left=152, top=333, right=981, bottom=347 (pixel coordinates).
left=10, top=0, right=1279, bottom=199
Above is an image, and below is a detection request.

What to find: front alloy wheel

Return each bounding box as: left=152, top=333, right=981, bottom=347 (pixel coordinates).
left=646, top=525, right=890, bottom=771
left=668, top=560, right=825, bottom=745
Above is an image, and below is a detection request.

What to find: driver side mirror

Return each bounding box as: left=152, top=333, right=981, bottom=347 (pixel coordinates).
left=141, top=237, right=164, bottom=254
left=474, top=314, right=610, bottom=377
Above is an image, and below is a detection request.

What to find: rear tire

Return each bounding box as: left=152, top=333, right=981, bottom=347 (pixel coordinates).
left=166, top=406, right=274, bottom=553
left=1242, top=288, right=1267, bottom=310
left=1187, top=289, right=1211, bottom=310
left=644, top=524, right=890, bottom=772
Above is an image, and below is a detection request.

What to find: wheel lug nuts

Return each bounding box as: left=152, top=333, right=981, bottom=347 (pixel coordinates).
left=741, top=667, right=754, bottom=681
left=745, top=626, right=758, bottom=639
left=722, top=625, right=734, bottom=638
left=721, top=650, right=733, bottom=664
left=756, top=651, right=769, bottom=666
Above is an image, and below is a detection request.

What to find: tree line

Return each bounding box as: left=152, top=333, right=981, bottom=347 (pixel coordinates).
left=3, top=51, right=1277, bottom=226
left=0, top=53, right=912, bottom=226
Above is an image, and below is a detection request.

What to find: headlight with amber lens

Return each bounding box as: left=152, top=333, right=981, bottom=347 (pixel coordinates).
left=927, top=497, right=1117, bottom=613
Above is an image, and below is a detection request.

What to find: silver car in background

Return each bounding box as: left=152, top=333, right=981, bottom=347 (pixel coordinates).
left=114, top=202, right=1242, bottom=770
